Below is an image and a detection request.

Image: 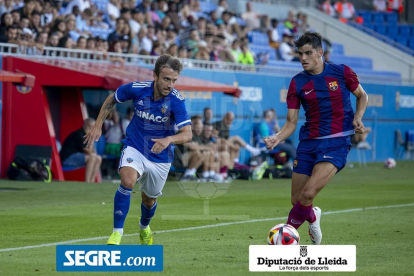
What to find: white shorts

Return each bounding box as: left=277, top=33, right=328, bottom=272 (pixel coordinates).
left=119, top=146, right=171, bottom=198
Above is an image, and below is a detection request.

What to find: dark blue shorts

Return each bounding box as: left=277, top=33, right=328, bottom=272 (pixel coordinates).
left=293, top=136, right=351, bottom=176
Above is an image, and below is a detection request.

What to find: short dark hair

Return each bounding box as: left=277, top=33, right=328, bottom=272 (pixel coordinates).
left=153, top=54, right=183, bottom=76
left=294, top=31, right=322, bottom=49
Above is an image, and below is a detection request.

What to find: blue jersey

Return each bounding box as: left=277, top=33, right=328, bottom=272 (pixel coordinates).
left=287, top=63, right=359, bottom=140
left=114, top=81, right=191, bottom=163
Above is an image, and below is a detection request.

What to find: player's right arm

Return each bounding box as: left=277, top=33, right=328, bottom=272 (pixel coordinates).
left=265, top=109, right=299, bottom=150
left=84, top=93, right=117, bottom=148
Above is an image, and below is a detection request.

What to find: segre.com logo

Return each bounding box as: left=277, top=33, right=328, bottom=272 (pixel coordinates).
left=56, top=245, right=163, bottom=272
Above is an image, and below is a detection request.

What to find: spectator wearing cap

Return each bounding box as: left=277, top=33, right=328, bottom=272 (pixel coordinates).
left=107, top=17, right=126, bottom=43
left=64, top=0, right=90, bottom=14
left=107, top=0, right=121, bottom=28
left=241, top=1, right=261, bottom=31
left=0, top=0, right=13, bottom=18
left=130, top=8, right=142, bottom=34
left=19, top=27, right=44, bottom=55
left=279, top=30, right=299, bottom=62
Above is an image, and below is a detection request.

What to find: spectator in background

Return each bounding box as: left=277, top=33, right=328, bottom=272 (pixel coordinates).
left=203, top=107, right=213, bottom=125
left=11, top=9, right=20, bottom=25
left=86, top=36, right=96, bottom=50
left=103, top=110, right=123, bottom=157
left=0, top=0, right=14, bottom=18
left=130, top=8, right=142, bottom=34
left=334, top=0, right=355, bottom=22
left=121, top=107, right=134, bottom=136
left=58, top=35, right=74, bottom=48
left=387, top=0, right=403, bottom=20
left=60, top=118, right=102, bottom=183
left=0, top=24, right=18, bottom=42
left=107, top=17, right=125, bottom=43
left=267, top=18, right=280, bottom=49
left=296, top=13, right=309, bottom=37
left=230, top=39, right=241, bottom=62
left=0, top=13, right=13, bottom=38
left=76, top=36, right=86, bottom=49
left=41, top=0, right=55, bottom=26
left=215, top=0, right=227, bottom=19
left=47, top=32, right=59, bottom=47
left=238, top=43, right=254, bottom=65
left=30, top=11, right=42, bottom=34
left=321, top=0, right=336, bottom=17
left=65, top=0, right=90, bottom=14
left=166, top=43, right=177, bottom=56
left=284, top=10, right=296, bottom=34
left=107, top=0, right=121, bottom=28
left=13, top=0, right=35, bottom=19
left=166, top=1, right=181, bottom=31
left=241, top=1, right=261, bottom=31
left=36, top=31, right=48, bottom=45
left=279, top=30, right=299, bottom=62
left=137, top=27, right=152, bottom=53
left=151, top=40, right=162, bottom=56
left=373, top=0, right=387, bottom=11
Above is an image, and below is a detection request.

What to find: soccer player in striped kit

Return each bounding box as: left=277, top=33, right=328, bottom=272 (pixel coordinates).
left=265, top=32, right=368, bottom=245
left=84, top=55, right=192, bottom=245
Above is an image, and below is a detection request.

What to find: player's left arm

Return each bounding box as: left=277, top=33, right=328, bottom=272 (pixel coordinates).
left=151, top=125, right=192, bottom=154
left=351, top=84, right=368, bottom=134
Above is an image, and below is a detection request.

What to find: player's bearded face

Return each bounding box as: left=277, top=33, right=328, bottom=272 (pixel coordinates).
left=154, top=68, right=179, bottom=97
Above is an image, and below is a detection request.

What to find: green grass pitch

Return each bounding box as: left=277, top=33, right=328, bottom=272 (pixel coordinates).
left=0, top=162, right=413, bottom=276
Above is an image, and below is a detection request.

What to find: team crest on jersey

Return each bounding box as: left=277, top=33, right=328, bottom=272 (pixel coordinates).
left=127, top=158, right=133, bottom=163
left=160, top=103, right=168, bottom=114
left=293, top=160, right=298, bottom=167
left=328, top=81, right=338, bottom=91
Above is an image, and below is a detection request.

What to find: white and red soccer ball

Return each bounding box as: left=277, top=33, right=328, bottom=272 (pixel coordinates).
left=267, top=224, right=300, bottom=245
left=384, top=158, right=396, bottom=169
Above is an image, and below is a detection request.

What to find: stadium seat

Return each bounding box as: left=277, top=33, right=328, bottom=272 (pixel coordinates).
left=331, top=43, right=344, bottom=55
left=372, top=12, right=385, bottom=24
left=359, top=12, right=372, bottom=24
left=409, top=38, right=414, bottom=49
left=399, top=25, right=411, bottom=36
left=374, top=25, right=386, bottom=35
left=387, top=26, right=398, bottom=37
left=329, top=54, right=373, bottom=69
left=363, top=23, right=374, bottom=30
left=385, top=12, right=398, bottom=24
left=395, top=37, right=408, bottom=47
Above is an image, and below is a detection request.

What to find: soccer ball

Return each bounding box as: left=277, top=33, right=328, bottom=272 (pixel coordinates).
left=267, top=224, right=300, bottom=245
left=384, top=158, right=396, bottom=169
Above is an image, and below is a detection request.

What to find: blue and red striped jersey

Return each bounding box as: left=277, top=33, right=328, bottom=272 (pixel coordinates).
left=287, top=63, right=359, bottom=140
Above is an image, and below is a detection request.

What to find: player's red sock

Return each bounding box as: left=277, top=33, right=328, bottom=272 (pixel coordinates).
left=306, top=208, right=316, bottom=223
left=286, top=202, right=313, bottom=229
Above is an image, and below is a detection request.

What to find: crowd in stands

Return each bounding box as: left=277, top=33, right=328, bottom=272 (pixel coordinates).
left=0, top=0, right=320, bottom=65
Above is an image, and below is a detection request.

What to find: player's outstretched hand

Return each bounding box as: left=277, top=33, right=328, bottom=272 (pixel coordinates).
left=151, top=137, right=171, bottom=154
left=353, top=117, right=365, bottom=134
left=83, top=126, right=102, bottom=148
left=264, top=135, right=281, bottom=151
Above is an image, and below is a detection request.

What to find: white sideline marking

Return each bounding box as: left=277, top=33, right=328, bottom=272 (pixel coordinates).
left=1, top=203, right=413, bottom=253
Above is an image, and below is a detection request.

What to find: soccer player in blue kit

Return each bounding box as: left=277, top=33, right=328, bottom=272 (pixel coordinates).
left=265, top=32, right=368, bottom=245
left=84, top=55, right=192, bottom=245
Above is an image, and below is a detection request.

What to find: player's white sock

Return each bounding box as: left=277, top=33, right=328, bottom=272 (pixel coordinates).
left=113, top=228, right=123, bottom=235
left=245, top=144, right=261, bottom=157
left=202, top=171, right=209, bottom=178
left=139, top=221, right=149, bottom=230
left=208, top=170, right=216, bottom=177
